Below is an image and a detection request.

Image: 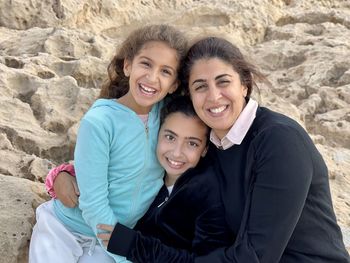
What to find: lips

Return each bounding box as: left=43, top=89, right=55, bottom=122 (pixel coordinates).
left=207, top=105, right=228, bottom=115
left=139, top=83, right=157, bottom=96
left=166, top=157, right=185, bottom=169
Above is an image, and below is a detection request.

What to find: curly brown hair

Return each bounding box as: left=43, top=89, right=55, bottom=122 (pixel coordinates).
left=99, top=25, right=188, bottom=99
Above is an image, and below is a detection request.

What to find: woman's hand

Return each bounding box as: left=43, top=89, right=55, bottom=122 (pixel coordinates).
left=97, top=224, right=114, bottom=247
left=53, top=171, right=80, bottom=207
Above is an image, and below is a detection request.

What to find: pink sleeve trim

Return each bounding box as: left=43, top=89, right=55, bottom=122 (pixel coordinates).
left=45, top=163, right=75, bottom=198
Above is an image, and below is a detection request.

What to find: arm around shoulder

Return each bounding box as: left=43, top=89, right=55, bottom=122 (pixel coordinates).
left=108, top=223, right=194, bottom=263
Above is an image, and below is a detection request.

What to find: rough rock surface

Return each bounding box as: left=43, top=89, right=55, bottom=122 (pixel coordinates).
left=0, top=0, right=349, bottom=261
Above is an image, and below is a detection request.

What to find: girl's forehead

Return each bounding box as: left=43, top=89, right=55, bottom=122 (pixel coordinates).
left=162, top=112, right=207, bottom=130
left=136, top=41, right=179, bottom=65
left=140, top=41, right=177, bottom=56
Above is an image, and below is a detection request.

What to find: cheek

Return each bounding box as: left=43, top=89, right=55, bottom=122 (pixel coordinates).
left=190, top=95, right=202, bottom=111
left=156, top=141, right=165, bottom=159
left=162, top=79, right=175, bottom=93
left=188, top=149, right=203, bottom=165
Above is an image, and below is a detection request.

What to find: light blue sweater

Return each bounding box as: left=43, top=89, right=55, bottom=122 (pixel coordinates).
left=53, top=99, right=164, bottom=261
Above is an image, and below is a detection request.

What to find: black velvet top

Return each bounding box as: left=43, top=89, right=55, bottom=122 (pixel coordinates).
left=108, top=107, right=349, bottom=263
left=108, top=158, right=234, bottom=262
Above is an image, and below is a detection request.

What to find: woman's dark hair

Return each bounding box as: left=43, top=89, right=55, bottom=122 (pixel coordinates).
left=99, top=24, right=188, bottom=99
left=181, top=37, right=265, bottom=98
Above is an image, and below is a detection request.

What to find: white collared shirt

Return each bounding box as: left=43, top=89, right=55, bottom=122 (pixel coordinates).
left=210, top=99, right=258, bottom=150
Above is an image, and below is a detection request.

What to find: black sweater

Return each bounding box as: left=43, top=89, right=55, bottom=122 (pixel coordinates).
left=108, top=159, right=234, bottom=262
left=108, top=107, right=349, bottom=262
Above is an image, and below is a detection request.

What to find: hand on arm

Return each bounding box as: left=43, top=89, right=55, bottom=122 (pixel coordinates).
left=105, top=223, right=194, bottom=263
left=54, top=171, right=80, bottom=208
left=97, top=224, right=114, bottom=248
left=45, top=163, right=80, bottom=207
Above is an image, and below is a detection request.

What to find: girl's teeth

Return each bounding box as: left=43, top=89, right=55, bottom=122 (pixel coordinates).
left=168, top=159, right=183, bottom=166
left=209, top=105, right=226, bottom=114
left=140, top=84, right=156, bottom=93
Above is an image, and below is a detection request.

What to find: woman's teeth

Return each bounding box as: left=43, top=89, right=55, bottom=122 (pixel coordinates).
left=209, top=105, right=227, bottom=114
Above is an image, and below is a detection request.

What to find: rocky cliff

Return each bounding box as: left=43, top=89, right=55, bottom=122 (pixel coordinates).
left=0, top=0, right=349, bottom=261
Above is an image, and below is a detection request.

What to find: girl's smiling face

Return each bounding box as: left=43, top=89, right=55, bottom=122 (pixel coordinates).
left=157, top=112, right=208, bottom=180
left=120, top=41, right=179, bottom=114
left=189, top=58, right=248, bottom=139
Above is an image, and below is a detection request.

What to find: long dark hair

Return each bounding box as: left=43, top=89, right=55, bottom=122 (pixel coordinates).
left=181, top=37, right=265, bottom=98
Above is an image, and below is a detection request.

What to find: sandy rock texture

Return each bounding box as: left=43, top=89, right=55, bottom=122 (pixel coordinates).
left=0, top=0, right=349, bottom=261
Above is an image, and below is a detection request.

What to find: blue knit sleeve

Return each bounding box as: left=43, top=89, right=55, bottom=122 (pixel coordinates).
left=74, top=117, right=118, bottom=234
left=75, top=118, right=132, bottom=262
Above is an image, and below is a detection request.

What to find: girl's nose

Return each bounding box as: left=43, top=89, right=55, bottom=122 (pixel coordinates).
left=172, top=143, right=183, bottom=157
left=147, top=69, right=158, bottom=82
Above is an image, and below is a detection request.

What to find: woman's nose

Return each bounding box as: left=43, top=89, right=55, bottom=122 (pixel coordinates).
left=207, top=85, right=221, bottom=101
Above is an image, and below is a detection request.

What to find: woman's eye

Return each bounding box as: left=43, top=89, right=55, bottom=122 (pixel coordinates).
left=194, top=84, right=206, bottom=91
left=217, top=80, right=230, bottom=86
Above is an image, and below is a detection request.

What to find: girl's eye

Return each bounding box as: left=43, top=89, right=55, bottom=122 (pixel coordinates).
left=162, top=69, right=172, bottom=76
left=188, top=141, right=199, bottom=147
left=165, top=134, right=175, bottom=141
left=141, top=61, right=150, bottom=67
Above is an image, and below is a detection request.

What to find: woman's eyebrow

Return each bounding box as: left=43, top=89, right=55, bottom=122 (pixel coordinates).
left=191, top=79, right=206, bottom=85
left=215, top=74, right=232, bottom=80
left=191, top=74, right=233, bottom=85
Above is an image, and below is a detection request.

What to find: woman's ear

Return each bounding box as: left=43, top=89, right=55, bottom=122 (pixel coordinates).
left=242, top=84, right=248, bottom=98
left=123, top=59, right=131, bottom=77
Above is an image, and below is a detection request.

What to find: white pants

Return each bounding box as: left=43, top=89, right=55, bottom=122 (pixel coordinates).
left=29, top=200, right=115, bottom=263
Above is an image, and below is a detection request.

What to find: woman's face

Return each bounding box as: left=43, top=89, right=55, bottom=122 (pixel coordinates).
left=188, top=58, right=248, bottom=139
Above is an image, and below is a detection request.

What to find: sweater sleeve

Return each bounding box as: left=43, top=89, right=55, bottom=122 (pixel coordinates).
left=192, top=204, right=233, bottom=254
left=74, top=118, right=118, bottom=235
left=107, top=197, right=231, bottom=262
left=45, top=163, right=76, bottom=198
left=108, top=223, right=194, bottom=263
left=195, top=125, right=314, bottom=263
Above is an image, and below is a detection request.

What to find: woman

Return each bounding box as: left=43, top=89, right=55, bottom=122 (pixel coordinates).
left=51, top=37, right=350, bottom=262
